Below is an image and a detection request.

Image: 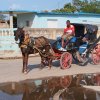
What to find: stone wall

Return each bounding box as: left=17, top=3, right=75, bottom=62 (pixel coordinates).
left=25, top=28, right=100, bottom=39
left=0, top=28, right=100, bottom=58
left=24, top=28, right=63, bottom=39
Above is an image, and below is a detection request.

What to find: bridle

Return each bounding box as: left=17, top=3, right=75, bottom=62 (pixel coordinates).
left=15, top=29, right=29, bottom=45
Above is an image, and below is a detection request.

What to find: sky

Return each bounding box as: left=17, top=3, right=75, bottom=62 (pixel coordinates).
left=0, top=0, right=72, bottom=11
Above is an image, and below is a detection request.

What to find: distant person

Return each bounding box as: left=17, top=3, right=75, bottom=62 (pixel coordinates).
left=60, top=20, right=75, bottom=51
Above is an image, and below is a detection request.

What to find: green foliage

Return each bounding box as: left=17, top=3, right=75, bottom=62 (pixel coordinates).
left=81, top=1, right=100, bottom=13
left=52, top=3, right=76, bottom=13
left=52, top=0, right=100, bottom=14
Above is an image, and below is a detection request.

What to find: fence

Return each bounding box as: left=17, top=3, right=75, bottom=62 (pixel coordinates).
left=0, top=28, right=21, bottom=58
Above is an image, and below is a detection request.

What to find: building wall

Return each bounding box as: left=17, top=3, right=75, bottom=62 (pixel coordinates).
left=0, top=21, right=9, bottom=28
left=17, top=13, right=100, bottom=29
left=17, top=13, right=35, bottom=28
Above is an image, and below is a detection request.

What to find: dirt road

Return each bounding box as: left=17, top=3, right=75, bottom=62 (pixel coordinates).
left=0, top=57, right=100, bottom=83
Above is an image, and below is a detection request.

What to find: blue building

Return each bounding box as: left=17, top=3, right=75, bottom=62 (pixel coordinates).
left=17, top=11, right=100, bottom=29
left=0, top=10, right=100, bottom=29
left=0, top=10, right=100, bottom=57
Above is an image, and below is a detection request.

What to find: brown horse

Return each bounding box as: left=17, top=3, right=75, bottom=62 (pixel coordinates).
left=14, top=28, right=53, bottom=74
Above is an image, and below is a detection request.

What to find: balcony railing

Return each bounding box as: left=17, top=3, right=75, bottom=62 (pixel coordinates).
left=0, top=28, right=19, bottom=51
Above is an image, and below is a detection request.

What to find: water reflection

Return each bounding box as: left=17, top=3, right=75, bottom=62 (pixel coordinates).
left=0, top=73, right=100, bottom=100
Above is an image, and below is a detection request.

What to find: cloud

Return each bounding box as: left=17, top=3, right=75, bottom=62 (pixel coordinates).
left=9, top=4, right=22, bottom=10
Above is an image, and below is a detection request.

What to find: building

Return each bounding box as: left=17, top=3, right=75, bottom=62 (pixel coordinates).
left=0, top=20, right=9, bottom=28
left=17, top=11, right=100, bottom=29
left=0, top=10, right=100, bottom=29
left=0, top=10, right=100, bottom=57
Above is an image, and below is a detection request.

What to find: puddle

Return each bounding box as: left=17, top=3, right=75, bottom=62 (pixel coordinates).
left=0, top=73, right=100, bottom=100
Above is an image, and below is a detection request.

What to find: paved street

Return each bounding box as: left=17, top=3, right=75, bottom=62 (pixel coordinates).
left=0, top=57, right=100, bottom=83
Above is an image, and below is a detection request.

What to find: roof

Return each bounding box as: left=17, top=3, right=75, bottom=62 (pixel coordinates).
left=0, top=10, right=100, bottom=16
left=0, top=10, right=36, bottom=14
left=36, top=12, right=100, bottom=16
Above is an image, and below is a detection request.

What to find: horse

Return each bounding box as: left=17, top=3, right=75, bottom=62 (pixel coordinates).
left=14, top=28, right=53, bottom=74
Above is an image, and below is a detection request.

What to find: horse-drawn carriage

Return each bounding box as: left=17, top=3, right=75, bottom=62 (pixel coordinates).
left=50, top=23, right=100, bottom=69
left=14, top=23, right=100, bottom=73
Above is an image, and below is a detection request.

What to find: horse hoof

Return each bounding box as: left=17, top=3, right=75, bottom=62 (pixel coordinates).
left=23, top=71, right=28, bottom=74
left=23, top=69, right=30, bottom=74
left=39, top=64, right=45, bottom=69
left=48, top=67, right=51, bottom=70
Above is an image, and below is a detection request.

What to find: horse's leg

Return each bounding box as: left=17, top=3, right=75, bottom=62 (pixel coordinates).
left=40, top=56, right=45, bottom=69
left=48, top=58, right=52, bottom=69
left=22, top=53, right=29, bottom=73
left=24, top=53, right=29, bottom=73
left=45, top=45, right=53, bottom=69
left=22, top=53, right=25, bottom=73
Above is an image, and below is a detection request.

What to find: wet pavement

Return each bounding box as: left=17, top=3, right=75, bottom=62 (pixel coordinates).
left=0, top=73, right=100, bottom=100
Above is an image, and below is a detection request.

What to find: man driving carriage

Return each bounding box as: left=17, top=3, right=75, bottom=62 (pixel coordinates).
left=59, top=20, right=75, bottom=51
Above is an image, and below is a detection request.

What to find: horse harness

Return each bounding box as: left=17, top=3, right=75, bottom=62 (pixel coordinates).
left=18, top=34, right=53, bottom=58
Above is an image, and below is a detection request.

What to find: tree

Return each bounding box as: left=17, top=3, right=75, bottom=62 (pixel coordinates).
left=52, top=0, right=100, bottom=14
left=64, top=3, right=76, bottom=12
left=52, top=3, right=77, bottom=13
left=80, top=1, right=100, bottom=13
left=73, top=0, right=100, bottom=13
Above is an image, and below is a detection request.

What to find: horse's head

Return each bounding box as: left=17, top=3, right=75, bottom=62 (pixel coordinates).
left=14, top=27, right=24, bottom=41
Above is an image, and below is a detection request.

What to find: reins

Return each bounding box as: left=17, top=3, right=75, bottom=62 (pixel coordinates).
left=32, top=45, right=50, bottom=57
left=18, top=36, right=52, bottom=58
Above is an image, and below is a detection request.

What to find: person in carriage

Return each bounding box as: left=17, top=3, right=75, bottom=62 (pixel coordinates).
left=75, top=24, right=99, bottom=63
left=82, top=24, right=98, bottom=43
left=59, top=20, right=75, bottom=51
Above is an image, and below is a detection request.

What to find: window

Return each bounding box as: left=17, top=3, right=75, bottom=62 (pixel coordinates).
left=47, top=19, right=58, bottom=28
left=26, top=21, right=30, bottom=27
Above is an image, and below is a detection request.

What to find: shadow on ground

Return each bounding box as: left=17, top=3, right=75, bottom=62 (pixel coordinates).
left=28, top=60, right=60, bottom=71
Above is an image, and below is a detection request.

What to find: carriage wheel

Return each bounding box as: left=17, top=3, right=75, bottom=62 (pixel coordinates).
left=60, top=76, right=72, bottom=88
left=92, top=44, right=100, bottom=65
left=60, top=52, right=72, bottom=69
